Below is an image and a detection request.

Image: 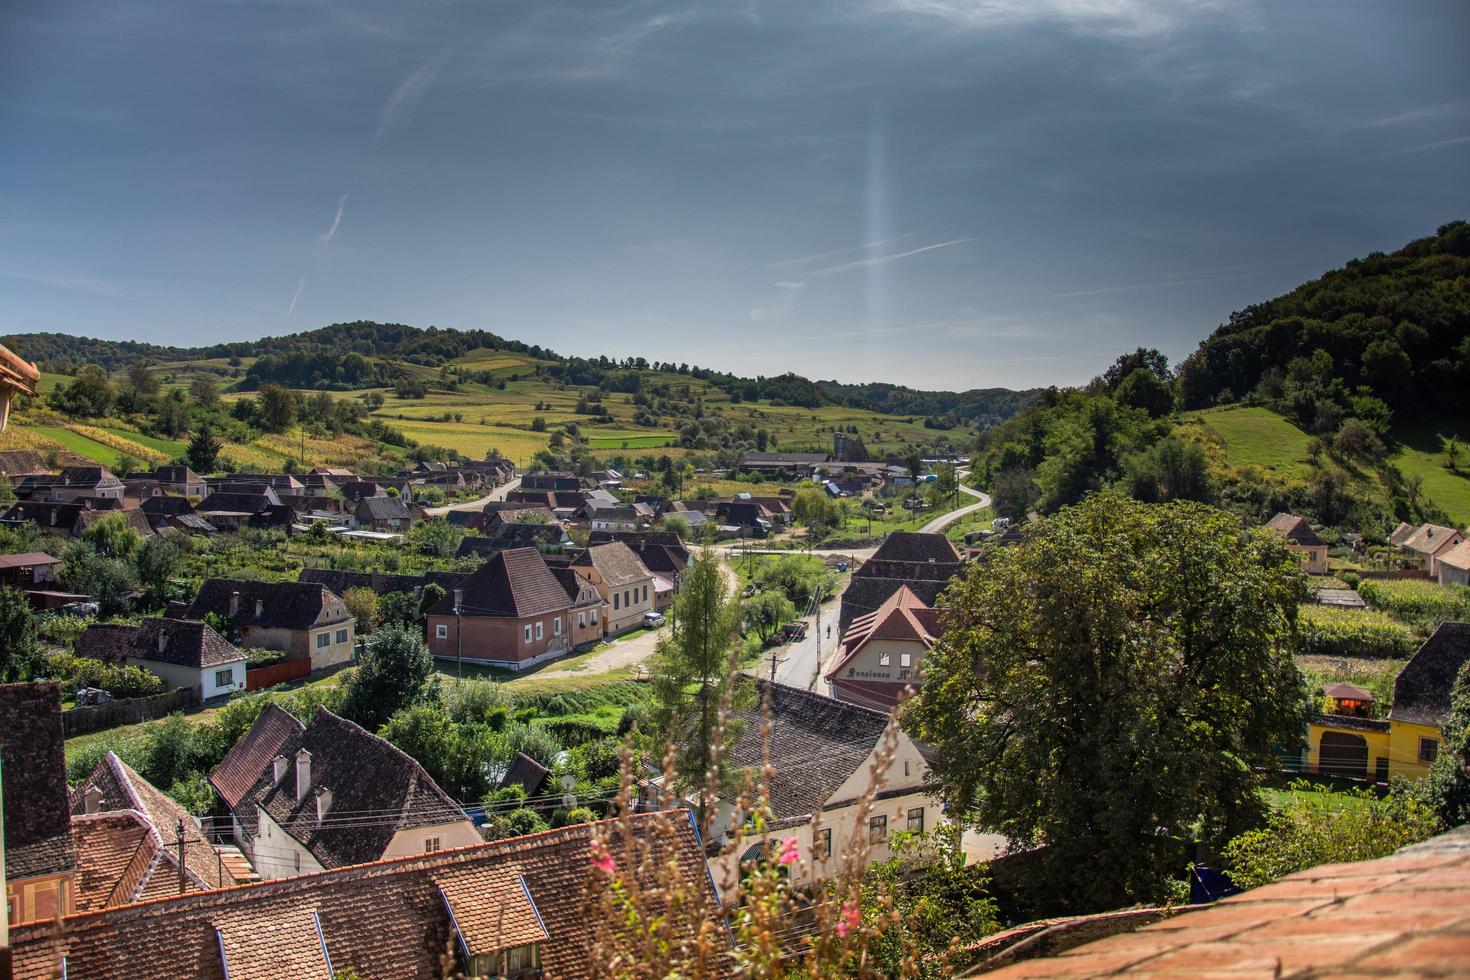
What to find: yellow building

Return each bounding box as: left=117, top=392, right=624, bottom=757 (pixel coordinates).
left=1305, top=622, right=1469, bottom=782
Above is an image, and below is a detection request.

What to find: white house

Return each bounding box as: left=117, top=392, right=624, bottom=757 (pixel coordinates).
left=74, top=618, right=247, bottom=700
left=218, top=706, right=480, bottom=879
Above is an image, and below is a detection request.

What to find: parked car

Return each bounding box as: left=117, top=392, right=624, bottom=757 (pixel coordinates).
left=643, top=611, right=666, bottom=628
left=74, top=687, right=113, bottom=706
left=60, top=600, right=100, bottom=617
left=992, top=517, right=1012, bottom=529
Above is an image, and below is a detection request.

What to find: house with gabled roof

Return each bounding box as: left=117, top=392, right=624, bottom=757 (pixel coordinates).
left=184, top=578, right=355, bottom=671
left=425, top=547, right=575, bottom=670
left=74, top=617, right=247, bottom=699
left=0, top=448, right=49, bottom=485
left=9, top=811, right=722, bottom=980
left=1, top=681, right=78, bottom=926
left=825, top=585, right=942, bottom=710
left=1305, top=621, right=1470, bottom=783
left=69, top=751, right=249, bottom=908
left=211, top=704, right=305, bottom=821
left=1264, top=511, right=1328, bottom=574
left=0, top=550, right=61, bottom=587
left=224, top=707, right=480, bottom=879
left=573, top=541, right=655, bottom=635
left=839, top=531, right=964, bottom=635
left=355, top=493, right=414, bottom=531
left=1398, top=522, right=1464, bottom=577
left=550, top=565, right=605, bottom=647
left=650, top=680, right=940, bottom=901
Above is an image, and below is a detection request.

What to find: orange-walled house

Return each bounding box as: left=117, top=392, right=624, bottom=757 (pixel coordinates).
left=425, top=547, right=575, bottom=670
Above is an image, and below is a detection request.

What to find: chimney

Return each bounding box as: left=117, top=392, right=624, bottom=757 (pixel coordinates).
left=315, top=787, right=333, bottom=826
left=229, top=591, right=240, bottom=617
left=295, top=749, right=311, bottom=803
left=157, top=627, right=168, bottom=654
left=273, top=755, right=288, bottom=784
left=453, top=588, right=463, bottom=615
left=255, top=599, right=264, bottom=618
left=83, top=784, right=104, bottom=815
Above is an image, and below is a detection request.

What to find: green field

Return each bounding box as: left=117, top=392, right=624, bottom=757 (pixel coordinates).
left=32, top=426, right=127, bottom=467
left=1180, top=406, right=1314, bottom=481
left=1388, top=424, right=1470, bottom=524
left=100, top=426, right=186, bottom=458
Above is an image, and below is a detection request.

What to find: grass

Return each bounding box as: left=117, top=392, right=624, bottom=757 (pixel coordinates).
left=1297, top=654, right=1407, bottom=712
left=97, top=426, right=186, bottom=458
left=1388, top=423, right=1470, bottom=525
left=1179, top=406, right=1314, bottom=482
left=31, top=426, right=128, bottom=467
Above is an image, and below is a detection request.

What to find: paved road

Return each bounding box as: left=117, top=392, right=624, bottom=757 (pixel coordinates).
left=919, top=478, right=990, bottom=534
left=424, top=477, right=521, bottom=517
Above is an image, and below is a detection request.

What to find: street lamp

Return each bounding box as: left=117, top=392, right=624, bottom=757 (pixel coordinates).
left=453, top=588, right=463, bottom=679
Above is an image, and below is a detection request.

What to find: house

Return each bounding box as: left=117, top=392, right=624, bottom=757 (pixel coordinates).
left=0, top=449, right=49, bottom=484
left=425, top=547, right=575, bottom=670
left=487, top=521, right=571, bottom=552
left=839, top=531, right=964, bottom=634
left=0, top=550, right=61, bottom=587
left=498, top=751, right=551, bottom=800
left=1398, top=522, right=1464, bottom=576
left=651, top=680, right=940, bottom=901
left=9, top=810, right=720, bottom=980
left=224, top=706, right=480, bottom=879
left=824, top=585, right=941, bottom=710
left=1437, top=538, right=1470, bottom=586
left=1, top=682, right=78, bottom=925
left=337, top=479, right=383, bottom=502
left=585, top=501, right=641, bottom=532
left=1305, top=621, right=1470, bottom=782
left=355, top=494, right=414, bottom=531
left=74, top=504, right=155, bottom=539
left=521, top=470, right=582, bottom=492
left=138, top=492, right=196, bottom=528
left=150, top=464, right=208, bottom=497
left=185, top=578, right=355, bottom=671
left=550, top=565, right=606, bottom=647
left=74, top=617, right=247, bottom=699
left=575, top=541, right=655, bottom=635
left=33, top=465, right=126, bottom=503
left=210, top=703, right=304, bottom=838
left=588, top=531, right=689, bottom=611
left=195, top=485, right=288, bottom=532
left=713, top=500, right=771, bottom=538
left=736, top=451, right=831, bottom=478
left=1, top=500, right=98, bottom=536
left=1263, top=512, right=1329, bottom=574
left=69, top=751, right=247, bottom=907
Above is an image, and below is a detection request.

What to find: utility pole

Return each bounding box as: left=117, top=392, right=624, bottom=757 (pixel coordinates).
left=766, top=649, right=785, bottom=685
left=454, top=588, right=463, bottom=680
left=176, top=818, right=187, bottom=895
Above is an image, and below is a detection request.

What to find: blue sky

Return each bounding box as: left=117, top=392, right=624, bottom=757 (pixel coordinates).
left=1, top=0, right=1467, bottom=390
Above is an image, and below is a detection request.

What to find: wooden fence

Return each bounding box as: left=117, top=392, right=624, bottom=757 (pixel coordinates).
left=245, top=658, right=312, bottom=691
left=62, top=688, right=200, bottom=737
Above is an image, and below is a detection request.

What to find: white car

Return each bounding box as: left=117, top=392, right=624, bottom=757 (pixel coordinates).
left=643, top=611, right=666, bottom=628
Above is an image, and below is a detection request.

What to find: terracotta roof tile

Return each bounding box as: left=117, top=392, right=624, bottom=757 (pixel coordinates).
left=210, top=704, right=305, bottom=809
left=429, top=547, right=569, bottom=618
left=1389, top=621, right=1470, bottom=727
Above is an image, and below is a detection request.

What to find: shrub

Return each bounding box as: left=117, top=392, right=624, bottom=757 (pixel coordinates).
left=46, top=653, right=165, bottom=700
left=1224, top=782, right=1439, bottom=890
left=1359, top=578, right=1470, bottom=625
left=1294, top=605, right=1417, bottom=658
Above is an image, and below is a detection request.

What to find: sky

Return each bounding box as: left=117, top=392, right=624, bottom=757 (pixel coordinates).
left=1, top=0, right=1467, bottom=391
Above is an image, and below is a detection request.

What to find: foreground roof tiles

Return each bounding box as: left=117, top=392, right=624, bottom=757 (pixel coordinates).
left=982, top=825, right=1470, bottom=978
left=10, top=812, right=721, bottom=980
left=1389, top=621, right=1470, bottom=728
left=210, top=704, right=305, bottom=809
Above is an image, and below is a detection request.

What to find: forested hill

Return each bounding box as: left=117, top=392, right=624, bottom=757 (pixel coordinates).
left=2, top=321, right=1034, bottom=423
left=1177, top=220, right=1470, bottom=421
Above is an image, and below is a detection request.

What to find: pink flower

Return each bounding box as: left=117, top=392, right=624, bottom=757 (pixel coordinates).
left=591, top=843, right=615, bottom=875
left=777, top=836, right=800, bottom=866
left=837, top=900, right=860, bottom=938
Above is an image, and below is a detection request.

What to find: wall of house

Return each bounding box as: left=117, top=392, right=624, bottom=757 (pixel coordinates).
left=241, top=624, right=306, bottom=658
left=1388, top=720, right=1445, bottom=781
left=307, top=623, right=355, bottom=671
left=604, top=578, right=653, bottom=635
left=6, top=872, right=74, bottom=925
left=250, top=810, right=326, bottom=879
left=426, top=609, right=573, bottom=669
left=1291, top=544, right=1328, bottom=575
left=568, top=603, right=605, bottom=647
left=381, top=819, right=482, bottom=859
left=126, top=657, right=246, bottom=699
left=831, top=638, right=928, bottom=689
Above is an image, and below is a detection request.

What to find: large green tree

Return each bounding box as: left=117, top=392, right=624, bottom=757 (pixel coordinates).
left=0, top=586, right=41, bottom=683
left=904, top=493, right=1308, bottom=911
left=649, top=547, right=743, bottom=827
left=343, top=624, right=434, bottom=729
left=187, top=422, right=223, bottom=473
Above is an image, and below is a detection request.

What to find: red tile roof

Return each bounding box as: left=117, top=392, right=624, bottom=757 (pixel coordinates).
left=428, top=546, right=569, bottom=618
left=209, top=703, right=304, bottom=808
left=825, top=585, right=940, bottom=682
left=981, top=826, right=1470, bottom=977
left=10, top=812, right=723, bottom=979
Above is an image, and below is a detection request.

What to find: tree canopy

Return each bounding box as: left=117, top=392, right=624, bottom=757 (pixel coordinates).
left=903, top=493, right=1309, bottom=911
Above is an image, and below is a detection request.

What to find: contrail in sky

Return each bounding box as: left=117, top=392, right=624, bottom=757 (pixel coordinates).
left=319, top=193, right=349, bottom=245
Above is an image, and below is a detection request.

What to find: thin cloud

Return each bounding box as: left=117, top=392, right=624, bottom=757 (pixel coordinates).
left=375, top=50, right=452, bottom=143
left=318, top=193, right=349, bottom=245
left=287, top=274, right=308, bottom=316
left=807, top=238, right=973, bottom=277
left=764, top=233, right=918, bottom=270
left=748, top=281, right=805, bottom=322
left=863, top=0, right=1238, bottom=36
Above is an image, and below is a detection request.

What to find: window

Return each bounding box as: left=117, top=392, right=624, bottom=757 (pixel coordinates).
left=1420, top=738, right=1440, bottom=764
left=624, top=589, right=631, bottom=608
left=335, top=628, right=348, bottom=644
left=879, top=652, right=890, bottom=666
left=294, top=852, right=300, bottom=872
left=903, top=759, right=911, bottom=778
left=553, top=616, right=561, bottom=636
left=424, top=836, right=441, bottom=852
left=535, top=622, right=544, bottom=640
left=579, top=612, right=586, bottom=628
left=505, top=945, right=536, bottom=971
left=524, top=625, right=533, bottom=643
left=907, top=807, right=925, bottom=833
left=900, top=652, right=911, bottom=668
left=214, top=668, right=233, bottom=688
left=642, top=584, right=648, bottom=602
left=817, top=828, right=832, bottom=861
left=591, top=608, right=599, bottom=624
left=315, top=632, right=330, bottom=649
left=868, top=815, right=887, bottom=844
left=435, top=624, right=448, bottom=639
left=614, top=592, right=620, bottom=610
